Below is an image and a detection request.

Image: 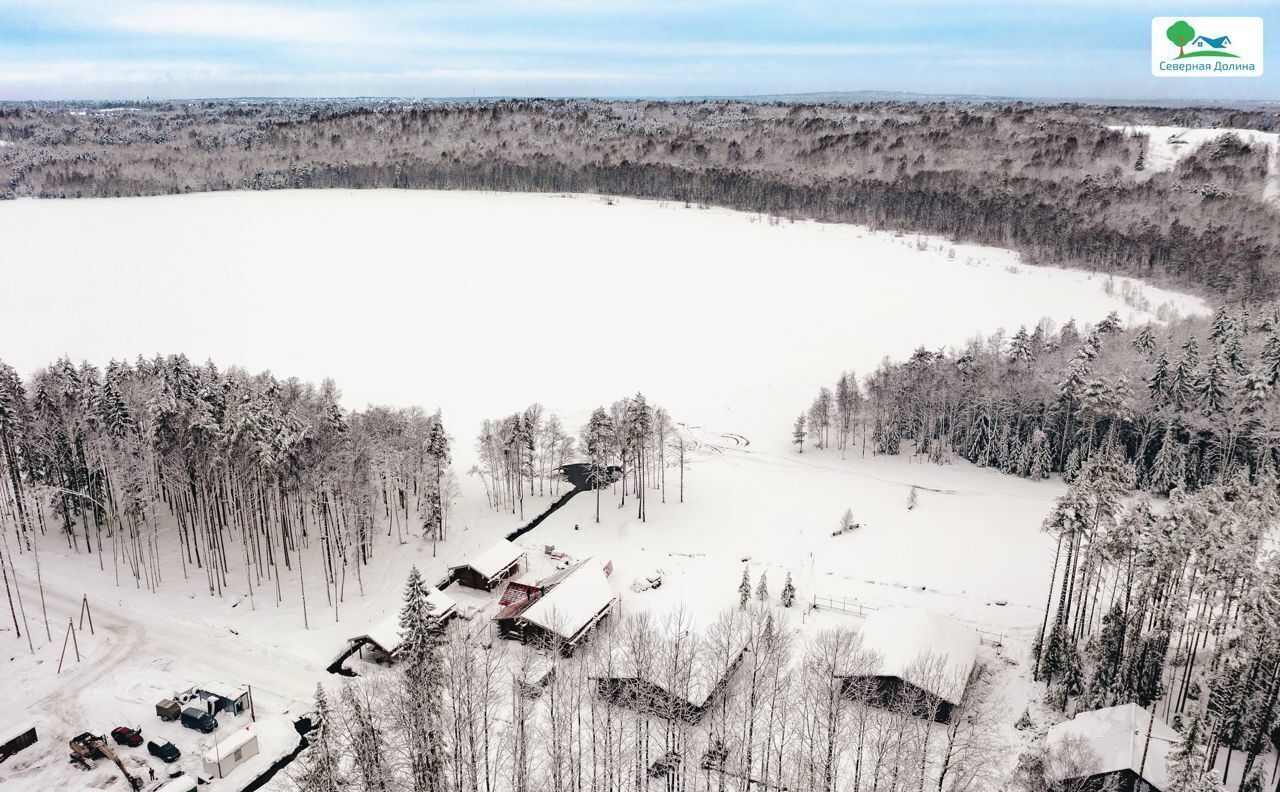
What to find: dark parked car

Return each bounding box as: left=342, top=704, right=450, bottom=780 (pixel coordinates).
left=110, top=726, right=143, bottom=747
left=179, top=707, right=217, bottom=734
left=147, top=739, right=181, bottom=763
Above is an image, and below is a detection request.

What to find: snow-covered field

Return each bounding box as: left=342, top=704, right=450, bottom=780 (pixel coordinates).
left=0, top=190, right=1207, bottom=790
left=1112, top=124, right=1280, bottom=201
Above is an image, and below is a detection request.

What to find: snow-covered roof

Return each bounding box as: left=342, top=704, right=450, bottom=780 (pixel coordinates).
left=455, top=540, right=524, bottom=579
left=848, top=608, right=979, bottom=705
left=203, top=727, right=258, bottom=763
left=597, top=632, right=749, bottom=707
left=360, top=587, right=456, bottom=653
left=1045, top=704, right=1180, bottom=791
left=520, top=560, right=616, bottom=641
left=199, top=681, right=249, bottom=702
left=0, top=722, right=34, bottom=745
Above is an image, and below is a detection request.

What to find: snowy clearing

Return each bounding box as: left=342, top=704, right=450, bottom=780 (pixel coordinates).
left=0, top=190, right=1207, bottom=791
left=1112, top=124, right=1280, bottom=201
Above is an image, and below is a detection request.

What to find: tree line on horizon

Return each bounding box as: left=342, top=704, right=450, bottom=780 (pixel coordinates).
left=2, top=98, right=1278, bottom=301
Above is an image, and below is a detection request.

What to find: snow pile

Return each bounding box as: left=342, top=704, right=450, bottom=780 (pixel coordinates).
left=1045, top=703, right=1179, bottom=790
left=847, top=607, right=979, bottom=705
left=520, top=560, right=616, bottom=641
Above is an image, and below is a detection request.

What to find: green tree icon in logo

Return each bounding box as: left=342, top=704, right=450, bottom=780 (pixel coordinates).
left=1166, top=20, right=1195, bottom=57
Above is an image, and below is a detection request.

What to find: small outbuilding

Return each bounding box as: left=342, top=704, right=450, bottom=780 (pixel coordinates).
left=838, top=608, right=979, bottom=723
left=0, top=724, right=37, bottom=763
left=450, top=540, right=526, bottom=591
left=1045, top=704, right=1180, bottom=792
left=515, top=560, right=616, bottom=655
left=203, top=727, right=260, bottom=779
left=197, top=682, right=252, bottom=716
left=350, top=586, right=458, bottom=662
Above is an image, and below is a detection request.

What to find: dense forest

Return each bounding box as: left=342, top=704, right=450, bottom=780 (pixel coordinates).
left=0, top=355, right=450, bottom=640
left=1, top=99, right=1278, bottom=300
left=797, top=301, right=1280, bottom=790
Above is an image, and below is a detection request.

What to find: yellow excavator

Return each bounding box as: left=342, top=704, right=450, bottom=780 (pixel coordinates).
left=68, top=732, right=144, bottom=791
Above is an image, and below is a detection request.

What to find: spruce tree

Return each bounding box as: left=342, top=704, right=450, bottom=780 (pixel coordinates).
left=792, top=414, right=806, bottom=453
left=756, top=571, right=768, bottom=601
left=739, top=567, right=751, bottom=609
left=780, top=572, right=795, bottom=607
left=290, top=684, right=346, bottom=791
left=397, top=566, right=444, bottom=792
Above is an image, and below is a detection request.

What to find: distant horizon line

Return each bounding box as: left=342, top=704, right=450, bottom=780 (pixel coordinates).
left=1, top=89, right=1276, bottom=109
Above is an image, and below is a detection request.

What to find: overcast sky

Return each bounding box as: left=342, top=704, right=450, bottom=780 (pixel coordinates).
left=1, top=0, right=1276, bottom=101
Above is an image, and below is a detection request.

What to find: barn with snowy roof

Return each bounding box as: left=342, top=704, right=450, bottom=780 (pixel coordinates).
left=450, top=540, right=526, bottom=591
left=837, top=608, right=979, bottom=723
left=593, top=638, right=750, bottom=723
left=1045, top=704, right=1180, bottom=792
left=507, top=559, right=616, bottom=655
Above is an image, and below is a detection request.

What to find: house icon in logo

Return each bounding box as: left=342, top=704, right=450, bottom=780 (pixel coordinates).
left=1192, top=34, right=1231, bottom=49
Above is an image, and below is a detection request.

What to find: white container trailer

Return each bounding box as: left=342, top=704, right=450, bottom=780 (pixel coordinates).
left=202, top=728, right=260, bottom=779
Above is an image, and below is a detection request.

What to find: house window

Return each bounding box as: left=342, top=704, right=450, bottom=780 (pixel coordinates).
left=233, top=748, right=243, bottom=761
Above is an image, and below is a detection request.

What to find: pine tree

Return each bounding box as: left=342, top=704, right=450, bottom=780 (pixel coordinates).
left=1132, top=323, right=1156, bottom=356
left=1263, top=333, right=1280, bottom=385
left=1198, top=352, right=1230, bottom=413
left=791, top=413, right=806, bottom=453
left=1209, top=304, right=1233, bottom=345
left=1165, top=708, right=1210, bottom=792
left=582, top=407, right=612, bottom=523
left=290, top=684, right=346, bottom=791
left=756, top=571, right=768, bottom=602
left=1009, top=326, right=1034, bottom=366
left=1148, top=349, right=1170, bottom=401
left=397, top=566, right=444, bottom=792
left=780, top=572, right=795, bottom=608
left=739, top=567, right=751, bottom=609
left=1148, top=423, right=1185, bottom=495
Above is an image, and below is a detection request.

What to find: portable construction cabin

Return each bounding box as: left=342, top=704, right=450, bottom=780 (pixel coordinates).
left=197, top=681, right=252, bottom=716
left=350, top=587, right=457, bottom=662
left=202, top=728, right=260, bottom=779
left=0, top=724, right=37, bottom=763
left=838, top=608, right=979, bottom=723
left=450, top=540, right=525, bottom=591
left=516, top=560, right=616, bottom=655
left=1045, top=704, right=1180, bottom=792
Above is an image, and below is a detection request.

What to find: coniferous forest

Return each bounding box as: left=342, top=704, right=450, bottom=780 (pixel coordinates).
left=798, top=302, right=1280, bottom=788
left=0, top=355, right=450, bottom=632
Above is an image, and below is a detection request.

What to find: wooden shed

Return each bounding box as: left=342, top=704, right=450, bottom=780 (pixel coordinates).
left=0, top=725, right=37, bottom=763
left=449, top=540, right=525, bottom=591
